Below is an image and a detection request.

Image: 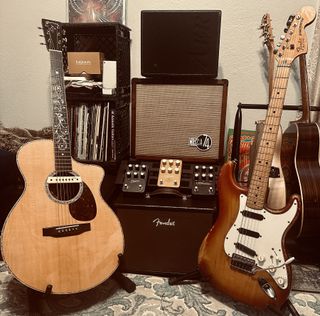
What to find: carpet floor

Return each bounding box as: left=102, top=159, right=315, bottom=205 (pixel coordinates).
left=0, top=261, right=319, bottom=316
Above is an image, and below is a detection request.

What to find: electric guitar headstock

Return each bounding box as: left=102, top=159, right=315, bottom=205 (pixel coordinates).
left=41, top=19, right=66, bottom=52
left=274, top=6, right=316, bottom=65
left=260, top=13, right=275, bottom=55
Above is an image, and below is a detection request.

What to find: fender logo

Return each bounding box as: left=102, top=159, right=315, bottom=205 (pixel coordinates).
left=153, top=218, right=175, bottom=227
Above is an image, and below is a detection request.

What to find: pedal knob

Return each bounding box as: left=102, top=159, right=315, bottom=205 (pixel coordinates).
left=141, top=164, right=147, bottom=171
left=126, top=171, right=131, bottom=178
left=134, top=164, right=140, bottom=170
left=201, top=173, right=207, bottom=180
left=162, top=159, right=167, bottom=166
left=202, top=165, right=207, bottom=171
left=194, top=186, right=199, bottom=192
left=133, top=172, right=138, bottom=178
left=128, top=164, right=133, bottom=170
left=174, top=168, right=179, bottom=174
left=160, top=167, right=166, bottom=173
left=140, top=172, right=145, bottom=179
left=168, top=167, right=173, bottom=174
left=175, top=160, right=181, bottom=167
left=194, top=173, right=199, bottom=180
left=169, top=159, right=174, bottom=166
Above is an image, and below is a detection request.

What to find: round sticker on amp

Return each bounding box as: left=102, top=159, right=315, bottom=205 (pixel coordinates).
left=189, top=134, right=213, bottom=151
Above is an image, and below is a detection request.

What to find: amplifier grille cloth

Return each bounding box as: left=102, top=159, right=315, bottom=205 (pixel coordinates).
left=135, top=84, right=224, bottom=159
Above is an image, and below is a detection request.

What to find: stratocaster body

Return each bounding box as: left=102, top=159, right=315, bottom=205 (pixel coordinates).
left=1, top=140, right=124, bottom=294
left=198, top=161, right=299, bottom=309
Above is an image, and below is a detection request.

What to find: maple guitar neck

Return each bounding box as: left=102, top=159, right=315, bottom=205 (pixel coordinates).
left=247, top=63, right=290, bottom=209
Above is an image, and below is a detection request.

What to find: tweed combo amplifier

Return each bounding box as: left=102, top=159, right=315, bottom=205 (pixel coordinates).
left=131, top=78, right=228, bottom=162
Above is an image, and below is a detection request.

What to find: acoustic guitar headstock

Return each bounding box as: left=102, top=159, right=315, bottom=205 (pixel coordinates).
left=41, top=19, right=66, bottom=52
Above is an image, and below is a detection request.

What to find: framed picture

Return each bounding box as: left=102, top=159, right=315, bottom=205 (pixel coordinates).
left=68, top=0, right=126, bottom=24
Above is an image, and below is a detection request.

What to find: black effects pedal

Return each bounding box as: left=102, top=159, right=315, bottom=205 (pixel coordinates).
left=122, top=162, right=149, bottom=193
left=192, top=164, right=219, bottom=196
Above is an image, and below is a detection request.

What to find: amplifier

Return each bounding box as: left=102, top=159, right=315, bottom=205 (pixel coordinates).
left=112, top=192, right=216, bottom=275
left=131, top=78, right=228, bottom=162
left=141, top=10, right=221, bottom=77
left=112, top=158, right=219, bottom=275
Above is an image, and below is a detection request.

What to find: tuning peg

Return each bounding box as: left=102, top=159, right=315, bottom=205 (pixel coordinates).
left=286, top=15, right=295, bottom=26
left=40, top=43, right=46, bottom=46
left=39, top=34, right=44, bottom=37
left=37, top=26, right=43, bottom=30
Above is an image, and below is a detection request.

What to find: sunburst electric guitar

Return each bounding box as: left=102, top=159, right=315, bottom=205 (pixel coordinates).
left=1, top=19, right=124, bottom=294
left=198, top=6, right=315, bottom=310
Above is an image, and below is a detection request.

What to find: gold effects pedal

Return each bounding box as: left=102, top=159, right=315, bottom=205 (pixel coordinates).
left=157, top=159, right=182, bottom=188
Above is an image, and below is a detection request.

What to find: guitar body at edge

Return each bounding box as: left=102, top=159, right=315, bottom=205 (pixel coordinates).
left=281, top=122, right=320, bottom=239
left=198, top=160, right=300, bottom=310
left=1, top=139, right=124, bottom=294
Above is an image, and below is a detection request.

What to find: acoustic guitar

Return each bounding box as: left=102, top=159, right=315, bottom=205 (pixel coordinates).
left=280, top=11, right=319, bottom=240
left=0, top=19, right=124, bottom=294
left=198, top=6, right=315, bottom=310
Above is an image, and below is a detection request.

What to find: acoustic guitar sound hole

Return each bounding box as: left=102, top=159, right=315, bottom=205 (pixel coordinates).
left=46, top=171, right=83, bottom=204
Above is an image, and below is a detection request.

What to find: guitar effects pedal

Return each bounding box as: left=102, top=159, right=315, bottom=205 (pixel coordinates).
left=157, top=159, right=182, bottom=188
left=122, top=162, right=149, bottom=193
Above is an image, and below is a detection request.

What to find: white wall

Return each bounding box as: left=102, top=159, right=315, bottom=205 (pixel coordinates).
left=0, top=0, right=317, bottom=133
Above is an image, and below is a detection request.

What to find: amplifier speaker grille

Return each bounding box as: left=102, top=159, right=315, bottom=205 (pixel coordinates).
left=132, top=78, right=228, bottom=161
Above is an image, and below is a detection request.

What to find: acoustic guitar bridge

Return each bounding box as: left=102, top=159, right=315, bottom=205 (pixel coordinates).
left=43, top=223, right=90, bottom=237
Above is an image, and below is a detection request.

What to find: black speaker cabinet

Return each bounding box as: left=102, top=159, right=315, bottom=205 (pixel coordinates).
left=141, top=10, right=221, bottom=77
left=112, top=193, right=216, bottom=275
left=131, top=77, right=228, bottom=162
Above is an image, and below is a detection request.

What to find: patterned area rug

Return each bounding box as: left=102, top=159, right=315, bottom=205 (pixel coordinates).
left=0, top=261, right=319, bottom=316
